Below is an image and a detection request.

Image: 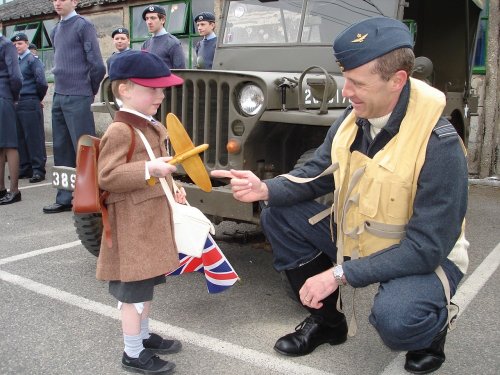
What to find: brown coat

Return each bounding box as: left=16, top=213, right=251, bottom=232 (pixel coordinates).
left=96, top=111, right=180, bottom=282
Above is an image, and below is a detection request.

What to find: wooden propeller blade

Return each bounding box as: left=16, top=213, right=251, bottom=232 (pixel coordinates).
left=166, top=113, right=212, bottom=192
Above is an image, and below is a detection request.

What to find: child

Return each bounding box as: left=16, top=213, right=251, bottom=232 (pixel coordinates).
left=96, top=50, right=185, bottom=374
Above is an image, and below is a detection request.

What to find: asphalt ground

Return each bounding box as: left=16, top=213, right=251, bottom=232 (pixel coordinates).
left=0, top=154, right=499, bottom=375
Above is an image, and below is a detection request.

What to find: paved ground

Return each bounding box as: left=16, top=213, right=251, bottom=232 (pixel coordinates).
left=0, top=154, right=498, bottom=375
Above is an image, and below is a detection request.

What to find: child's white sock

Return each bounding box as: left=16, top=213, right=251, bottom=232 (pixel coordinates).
left=140, top=318, right=151, bottom=340
left=124, top=333, right=144, bottom=358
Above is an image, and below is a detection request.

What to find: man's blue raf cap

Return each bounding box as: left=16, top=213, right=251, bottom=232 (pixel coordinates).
left=142, top=4, right=166, bottom=20
left=194, top=12, right=215, bottom=23
left=11, top=33, right=28, bottom=42
left=333, top=17, right=413, bottom=72
left=112, top=27, right=129, bottom=38
left=108, top=50, right=184, bottom=88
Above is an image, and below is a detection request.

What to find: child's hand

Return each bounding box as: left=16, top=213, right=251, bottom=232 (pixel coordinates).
left=147, top=157, right=177, bottom=177
left=174, top=186, right=187, bottom=204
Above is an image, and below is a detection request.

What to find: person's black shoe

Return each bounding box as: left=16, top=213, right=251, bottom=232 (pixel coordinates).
left=405, top=329, right=447, bottom=374
left=43, top=202, right=72, bottom=213
left=143, top=333, right=182, bottom=354
left=122, top=349, right=175, bottom=374
left=0, top=189, right=6, bottom=199
left=0, top=191, right=22, bottom=205
left=274, top=315, right=348, bottom=356
left=29, top=174, right=45, bottom=183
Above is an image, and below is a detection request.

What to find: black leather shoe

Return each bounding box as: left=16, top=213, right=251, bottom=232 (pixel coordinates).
left=0, top=189, right=6, bottom=199
left=43, top=202, right=72, bottom=213
left=274, top=315, right=348, bottom=356
left=143, top=333, right=182, bottom=354
left=0, top=191, right=21, bottom=205
left=122, top=349, right=175, bottom=374
left=29, top=174, right=45, bottom=183
left=405, top=329, right=447, bottom=374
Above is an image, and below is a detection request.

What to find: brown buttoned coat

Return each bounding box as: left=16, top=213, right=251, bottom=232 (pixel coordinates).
left=96, top=111, right=180, bottom=282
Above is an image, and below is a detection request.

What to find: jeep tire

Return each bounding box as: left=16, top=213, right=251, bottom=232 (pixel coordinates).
left=73, top=213, right=102, bottom=257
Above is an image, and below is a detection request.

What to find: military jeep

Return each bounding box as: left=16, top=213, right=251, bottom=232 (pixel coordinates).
left=52, top=0, right=482, bottom=255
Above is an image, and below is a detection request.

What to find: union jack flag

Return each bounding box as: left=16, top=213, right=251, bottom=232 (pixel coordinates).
left=166, top=234, right=240, bottom=293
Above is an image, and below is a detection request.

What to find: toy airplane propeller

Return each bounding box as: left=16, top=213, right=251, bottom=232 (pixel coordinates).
left=148, top=113, right=212, bottom=192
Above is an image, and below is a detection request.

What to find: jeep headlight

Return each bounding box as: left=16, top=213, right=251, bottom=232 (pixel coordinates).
left=238, top=84, right=264, bottom=116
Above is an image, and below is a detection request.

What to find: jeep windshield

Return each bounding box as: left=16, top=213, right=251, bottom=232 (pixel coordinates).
left=222, top=0, right=399, bottom=46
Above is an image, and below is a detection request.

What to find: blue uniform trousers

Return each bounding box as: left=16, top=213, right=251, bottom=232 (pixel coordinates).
left=51, top=94, right=95, bottom=205
left=16, top=98, right=46, bottom=177
left=260, top=201, right=463, bottom=351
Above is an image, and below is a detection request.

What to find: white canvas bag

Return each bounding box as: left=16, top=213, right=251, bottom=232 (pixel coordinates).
left=135, top=128, right=214, bottom=258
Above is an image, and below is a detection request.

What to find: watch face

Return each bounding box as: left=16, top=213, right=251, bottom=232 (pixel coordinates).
left=334, top=265, right=343, bottom=278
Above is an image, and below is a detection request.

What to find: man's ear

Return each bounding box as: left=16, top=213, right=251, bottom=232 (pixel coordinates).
left=391, top=70, right=408, bottom=91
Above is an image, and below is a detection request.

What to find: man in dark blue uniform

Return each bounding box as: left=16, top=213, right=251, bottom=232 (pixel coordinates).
left=212, top=17, right=468, bottom=374
left=11, top=33, right=48, bottom=184
left=43, top=0, right=105, bottom=213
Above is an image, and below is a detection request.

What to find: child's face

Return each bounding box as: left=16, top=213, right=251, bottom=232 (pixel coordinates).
left=120, top=82, right=165, bottom=116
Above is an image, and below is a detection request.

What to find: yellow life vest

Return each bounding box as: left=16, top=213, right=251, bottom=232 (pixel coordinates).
left=331, top=78, right=465, bottom=264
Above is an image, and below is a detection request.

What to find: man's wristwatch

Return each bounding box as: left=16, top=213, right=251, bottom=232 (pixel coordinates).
left=333, top=264, right=346, bottom=286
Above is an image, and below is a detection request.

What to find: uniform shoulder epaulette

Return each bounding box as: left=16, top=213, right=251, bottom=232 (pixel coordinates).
left=433, top=122, right=458, bottom=138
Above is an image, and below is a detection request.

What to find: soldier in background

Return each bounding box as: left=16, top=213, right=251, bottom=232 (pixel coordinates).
left=43, top=0, right=105, bottom=214
left=141, top=4, right=186, bottom=69
left=28, top=43, right=39, bottom=57
left=11, top=33, right=48, bottom=184
left=194, top=12, right=217, bottom=69
left=107, top=27, right=131, bottom=72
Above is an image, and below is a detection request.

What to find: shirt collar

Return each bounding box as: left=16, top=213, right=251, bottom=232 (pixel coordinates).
left=154, top=28, right=168, bottom=37
left=19, top=50, right=31, bottom=60
left=205, top=32, right=216, bottom=40
left=62, top=10, right=77, bottom=21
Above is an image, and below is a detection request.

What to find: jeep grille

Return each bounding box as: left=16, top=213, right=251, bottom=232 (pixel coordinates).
left=164, top=78, right=231, bottom=168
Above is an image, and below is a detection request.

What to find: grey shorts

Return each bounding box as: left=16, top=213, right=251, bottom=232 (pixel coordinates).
left=109, top=275, right=166, bottom=303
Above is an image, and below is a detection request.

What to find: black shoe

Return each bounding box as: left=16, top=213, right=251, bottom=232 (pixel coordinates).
left=405, top=329, right=447, bottom=374
left=29, top=174, right=45, bottom=183
left=143, top=333, right=182, bottom=354
left=43, top=202, right=72, bottom=213
left=122, top=349, right=175, bottom=374
left=0, top=191, right=22, bottom=205
left=274, top=315, right=348, bottom=356
left=0, top=189, right=6, bottom=199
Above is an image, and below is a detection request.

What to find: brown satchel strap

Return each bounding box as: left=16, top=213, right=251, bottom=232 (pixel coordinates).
left=101, top=124, right=136, bottom=248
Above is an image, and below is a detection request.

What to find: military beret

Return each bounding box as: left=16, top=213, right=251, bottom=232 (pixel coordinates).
left=112, top=27, right=129, bottom=38
left=194, top=12, right=215, bottom=23
left=142, top=4, right=166, bottom=20
left=109, top=50, right=184, bottom=88
left=333, top=17, right=413, bottom=71
left=28, top=43, right=37, bottom=50
left=11, top=33, right=28, bottom=42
